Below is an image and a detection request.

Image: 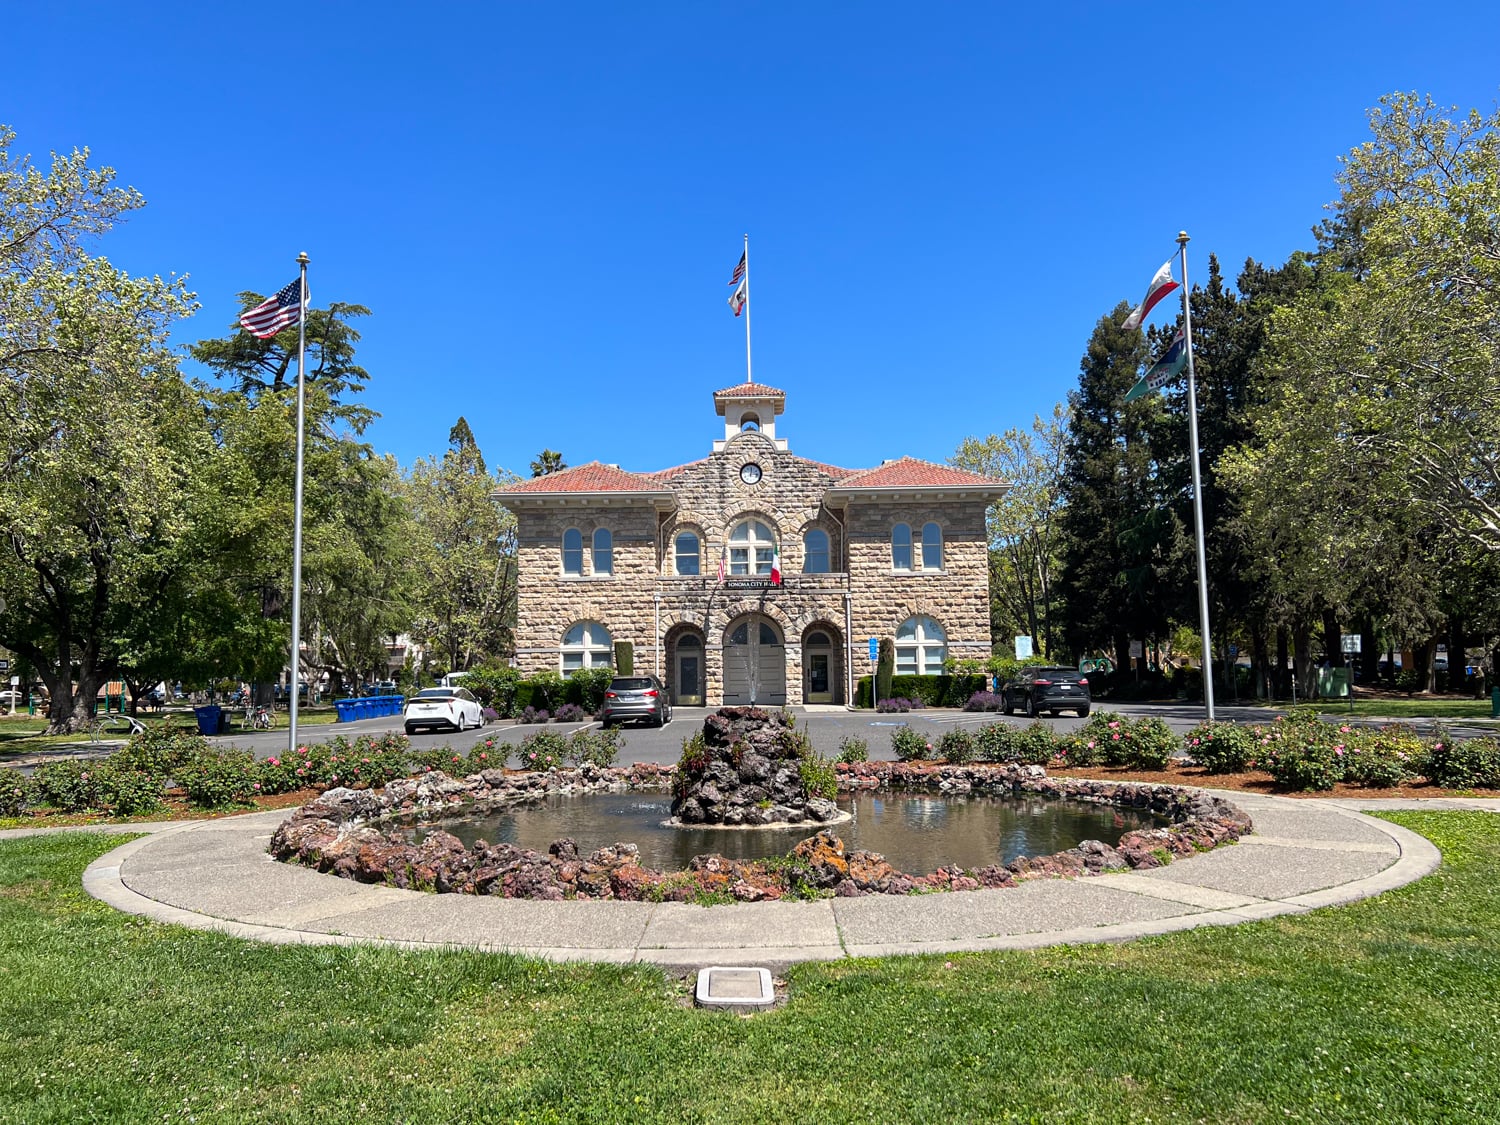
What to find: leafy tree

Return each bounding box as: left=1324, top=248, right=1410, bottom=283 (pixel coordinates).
left=405, top=418, right=519, bottom=673
left=951, top=404, right=1068, bottom=657
left=530, top=449, right=566, bottom=477
left=0, top=129, right=199, bottom=730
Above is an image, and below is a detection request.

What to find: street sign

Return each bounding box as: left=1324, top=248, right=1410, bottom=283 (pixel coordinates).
left=1228, top=645, right=1238, bottom=657
left=1341, top=635, right=1362, bottom=654
left=1014, top=635, right=1033, bottom=660
left=1129, top=640, right=1143, bottom=659
left=868, top=637, right=878, bottom=663
left=0, top=659, right=8, bottom=672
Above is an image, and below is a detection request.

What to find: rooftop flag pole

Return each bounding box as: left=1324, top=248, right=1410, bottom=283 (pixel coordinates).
left=742, top=233, right=752, bottom=384
left=1177, top=231, right=1216, bottom=722
left=287, top=251, right=310, bottom=755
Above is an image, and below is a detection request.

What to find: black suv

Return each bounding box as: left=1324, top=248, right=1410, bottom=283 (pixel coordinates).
left=1001, top=666, right=1090, bottom=717
left=599, top=675, right=672, bottom=728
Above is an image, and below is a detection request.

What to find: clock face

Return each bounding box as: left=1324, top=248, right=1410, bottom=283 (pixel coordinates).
left=740, top=462, right=762, bottom=485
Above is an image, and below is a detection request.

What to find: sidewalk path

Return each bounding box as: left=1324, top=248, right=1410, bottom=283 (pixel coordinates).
left=15, top=793, right=1480, bottom=969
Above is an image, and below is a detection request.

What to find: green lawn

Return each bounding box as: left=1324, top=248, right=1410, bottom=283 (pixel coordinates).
left=1, top=813, right=1497, bottom=1122
left=1292, top=698, right=1497, bottom=720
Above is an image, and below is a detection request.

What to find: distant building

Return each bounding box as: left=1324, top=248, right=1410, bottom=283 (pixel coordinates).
left=496, top=381, right=1006, bottom=706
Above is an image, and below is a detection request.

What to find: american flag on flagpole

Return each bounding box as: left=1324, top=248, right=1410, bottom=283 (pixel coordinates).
left=239, top=279, right=305, bottom=339
left=728, top=251, right=746, bottom=286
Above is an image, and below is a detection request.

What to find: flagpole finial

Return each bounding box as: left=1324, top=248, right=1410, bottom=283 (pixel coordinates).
left=1176, top=231, right=1190, bottom=245
left=296, top=251, right=310, bottom=265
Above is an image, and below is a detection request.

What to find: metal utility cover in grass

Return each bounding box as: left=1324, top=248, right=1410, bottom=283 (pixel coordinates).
left=695, top=966, right=774, bottom=1010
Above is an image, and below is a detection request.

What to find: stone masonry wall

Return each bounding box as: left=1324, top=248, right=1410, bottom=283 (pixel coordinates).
left=506, top=429, right=993, bottom=702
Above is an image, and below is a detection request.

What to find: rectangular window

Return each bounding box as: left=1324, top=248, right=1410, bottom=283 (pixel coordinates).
left=896, top=651, right=918, bottom=676
left=730, top=548, right=750, bottom=576
left=892, top=541, right=912, bottom=570
left=922, top=651, right=945, bottom=676
left=562, top=652, right=584, bottom=673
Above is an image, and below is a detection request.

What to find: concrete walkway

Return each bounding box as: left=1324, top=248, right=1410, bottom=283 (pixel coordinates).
left=25, top=792, right=1485, bottom=969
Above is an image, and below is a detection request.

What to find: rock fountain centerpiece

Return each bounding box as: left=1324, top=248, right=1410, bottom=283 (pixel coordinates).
left=670, top=706, right=848, bottom=829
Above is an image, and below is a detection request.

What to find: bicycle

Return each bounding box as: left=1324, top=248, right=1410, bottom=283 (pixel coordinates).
left=244, top=701, right=273, bottom=730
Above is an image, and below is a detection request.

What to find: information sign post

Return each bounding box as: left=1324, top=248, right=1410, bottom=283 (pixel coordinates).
left=868, top=638, right=879, bottom=710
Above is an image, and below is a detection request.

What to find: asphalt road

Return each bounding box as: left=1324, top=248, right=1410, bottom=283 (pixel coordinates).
left=17, top=700, right=1494, bottom=772
left=203, top=701, right=1298, bottom=766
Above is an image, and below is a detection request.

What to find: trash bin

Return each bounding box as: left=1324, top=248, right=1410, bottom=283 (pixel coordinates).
left=334, top=699, right=354, bottom=723
left=194, top=705, right=223, bottom=736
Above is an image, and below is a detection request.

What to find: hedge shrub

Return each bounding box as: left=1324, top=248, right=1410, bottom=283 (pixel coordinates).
left=855, top=674, right=987, bottom=708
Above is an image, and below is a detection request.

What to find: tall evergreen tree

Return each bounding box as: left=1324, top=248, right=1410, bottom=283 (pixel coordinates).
left=1055, top=303, right=1181, bottom=668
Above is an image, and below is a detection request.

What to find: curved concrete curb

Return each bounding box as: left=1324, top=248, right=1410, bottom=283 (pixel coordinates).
left=52, top=794, right=1477, bottom=967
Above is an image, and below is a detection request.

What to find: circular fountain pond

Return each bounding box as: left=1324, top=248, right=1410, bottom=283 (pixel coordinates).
left=400, top=790, right=1166, bottom=875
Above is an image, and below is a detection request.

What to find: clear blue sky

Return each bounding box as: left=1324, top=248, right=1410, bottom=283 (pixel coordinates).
left=7, top=3, right=1499, bottom=477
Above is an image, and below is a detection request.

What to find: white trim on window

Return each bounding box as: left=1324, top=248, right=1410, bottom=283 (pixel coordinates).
left=592, top=527, right=613, bottom=576
left=561, top=621, right=613, bottom=675
left=729, top=519, right=777, bottom=576
left=674, top=530, right=701, bottom=576
left=891, top=522, right=912, bottom=571
left=803, top=528, right=830, bottom=573
left=921, top=522, right=943, bottom=570
left=895, top=615, right=947, bottom=676
left=562, top=528, right=583, bottom=576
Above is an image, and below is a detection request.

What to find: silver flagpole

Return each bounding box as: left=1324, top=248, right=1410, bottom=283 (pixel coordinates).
left=743, top=233, right=752, bottom=384
left=1177, top=231, right=1215, bottom=722
left=288, top=251, right=310, bottom=754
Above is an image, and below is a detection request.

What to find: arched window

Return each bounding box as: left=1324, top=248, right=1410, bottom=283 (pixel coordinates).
left=562, top=528, right=583, bottom=576
left=891, top=523, right=912, bottom=570
left=592, top=528, right=613, bottom=575
left=729, top=519, right=777, bottom=576
left=803, top=528, right=830, bottom=573
left=805, top=630, right=831, bottom=647
left=561, top=621, right=613, bottom=675
left=674, top=531, right=700, bottom=576
left=921, top=522, right=943, bottom=570
left=740, top=414, right=760, bottom=431
left=895, top=615, right=947, bottom=676
left=729, top=619, right=780, bottom=645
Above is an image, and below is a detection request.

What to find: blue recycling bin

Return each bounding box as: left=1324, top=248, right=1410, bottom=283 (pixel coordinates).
left=194, top=705, right=223, bottom=736
left=357, top=699, right=373, bottom=720
left=334, top=699, right=355, bottom=723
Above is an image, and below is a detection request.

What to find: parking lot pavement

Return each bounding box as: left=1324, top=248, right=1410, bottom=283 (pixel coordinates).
left=22, top=700, right=1483, bottom=771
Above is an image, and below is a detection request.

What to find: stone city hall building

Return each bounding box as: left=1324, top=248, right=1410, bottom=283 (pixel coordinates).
left=496, top=381, right=1007, bottom=707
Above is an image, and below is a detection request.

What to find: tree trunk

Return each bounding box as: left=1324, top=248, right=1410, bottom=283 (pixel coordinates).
left=1292, top=619, right=1315, bottom=700
left=1251, top=623, right=1269, bottom=701
left=1321, top=608, right=1343, bottom=670
left=1276, top=626, right=1290, bottom=700
left=1358, top=617, right=1378, bottom=683
left=1449, top=618, right=1466, bottom=693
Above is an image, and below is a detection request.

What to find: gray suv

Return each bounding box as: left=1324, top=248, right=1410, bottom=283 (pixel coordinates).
left=599, top=675, right=672, bottom=728
left=1001, top=666, right=1091, bottom=717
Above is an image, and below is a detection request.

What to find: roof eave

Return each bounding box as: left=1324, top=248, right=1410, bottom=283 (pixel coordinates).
left=494, top=489, right=678, bottom=510
left=825, top=483, right=1010, bottom=501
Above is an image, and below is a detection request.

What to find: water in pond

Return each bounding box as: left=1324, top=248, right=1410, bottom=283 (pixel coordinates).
left=405, top=792, right=1162, bottom=875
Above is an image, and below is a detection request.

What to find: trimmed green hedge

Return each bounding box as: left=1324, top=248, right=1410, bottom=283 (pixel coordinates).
left=855, top=674, right=988, bottom=708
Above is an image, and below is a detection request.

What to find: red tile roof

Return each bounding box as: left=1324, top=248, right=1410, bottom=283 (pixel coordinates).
left=831, top=457, right=1007, bottom=491
left=790, top=455, right=859, bottom=480
left=713, top=381, right=786, bottom=399
left=647, top=459, right=707, bottom=481
left=498, top=461, right=674, bottom=494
